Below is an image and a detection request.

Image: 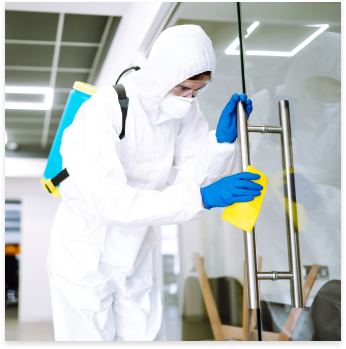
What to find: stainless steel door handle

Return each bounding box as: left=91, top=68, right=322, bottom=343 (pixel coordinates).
left=237, top=99, right=303, bottom=309
left=236, top=101, right=261, bottom=310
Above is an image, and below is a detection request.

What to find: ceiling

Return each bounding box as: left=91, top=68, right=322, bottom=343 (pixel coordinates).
left=5, top=10, right=121, bottom=158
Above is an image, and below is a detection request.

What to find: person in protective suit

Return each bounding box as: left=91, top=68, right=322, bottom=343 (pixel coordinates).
left=46, top=25, right=262, bottom=341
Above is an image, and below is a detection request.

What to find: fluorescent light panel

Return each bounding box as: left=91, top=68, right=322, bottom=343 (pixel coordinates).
left=225, top=21, right=259, bottom=55
left=225, top=24, right=329, bottom=57
left=225, top=38, right=240, bottom=53
left=5, top=86, right=54, bottom=110
left=245, top=21, right=260, bottom=38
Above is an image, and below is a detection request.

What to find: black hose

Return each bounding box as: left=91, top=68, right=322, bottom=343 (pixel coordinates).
left=115, top=66, right=141, bottom=85
left=237, top=2, right=263, bottom=342
left=237, top=2, right=246, bottom=94
left=256, top=308, right=263, bottom=341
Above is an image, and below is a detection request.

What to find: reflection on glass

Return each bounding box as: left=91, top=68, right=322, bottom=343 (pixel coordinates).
left=225, top=21, right=260, bottom=54
left=160, top=2, right=340, bottom=341
left=241, top=2, right=341, bottom=341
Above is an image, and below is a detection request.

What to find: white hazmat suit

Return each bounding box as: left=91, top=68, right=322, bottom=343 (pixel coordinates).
left=47, top=25, right=239, bottom=341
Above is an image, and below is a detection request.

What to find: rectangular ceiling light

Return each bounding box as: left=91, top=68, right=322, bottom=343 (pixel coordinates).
left=225, top=21, right=259, bottom=55
left=225, top=24, right=329, bottom=57
left=5, top=86, right=54, bottom=110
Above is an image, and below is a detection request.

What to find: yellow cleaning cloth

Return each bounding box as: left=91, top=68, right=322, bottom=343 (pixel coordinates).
left=221, top=165, right=267, bottom=232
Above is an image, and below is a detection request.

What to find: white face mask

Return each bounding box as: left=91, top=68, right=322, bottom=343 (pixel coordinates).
left=159, top=94, right=195, bottom=120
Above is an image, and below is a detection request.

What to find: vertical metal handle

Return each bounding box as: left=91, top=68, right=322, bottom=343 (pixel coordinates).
left=237, top=101, right=260, bottom=310
left=238, top=100, right=303, bottom=310
left=279, top=100, right=303, bottom=308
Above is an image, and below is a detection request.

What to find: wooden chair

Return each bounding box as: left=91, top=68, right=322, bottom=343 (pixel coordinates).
left=193, top=253, right=320, bottom=341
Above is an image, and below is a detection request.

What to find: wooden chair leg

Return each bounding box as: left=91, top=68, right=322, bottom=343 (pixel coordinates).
left=277, top=264, right=320, bottom=341
left=193, top=253, right=226, bottom=341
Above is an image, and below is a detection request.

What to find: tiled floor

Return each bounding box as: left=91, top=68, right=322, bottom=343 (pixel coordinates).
left=5, top=306, right=55, bottom=341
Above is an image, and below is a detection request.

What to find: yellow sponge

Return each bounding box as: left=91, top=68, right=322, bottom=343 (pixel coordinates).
left=221, top=165, right=267, bottom=232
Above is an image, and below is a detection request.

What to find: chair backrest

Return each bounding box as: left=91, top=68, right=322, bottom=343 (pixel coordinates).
left=292, top=279, right=341, bottom=341
left=182, top=276, right=243, bottom=341
left=311, top=279, right=341, bottom=341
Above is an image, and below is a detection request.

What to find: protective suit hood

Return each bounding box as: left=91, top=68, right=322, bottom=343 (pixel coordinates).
left=122, top=25, right=216, bottom=122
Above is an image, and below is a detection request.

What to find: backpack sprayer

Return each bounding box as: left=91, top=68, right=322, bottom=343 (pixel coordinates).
left=41, top=66, right=140, bottom=197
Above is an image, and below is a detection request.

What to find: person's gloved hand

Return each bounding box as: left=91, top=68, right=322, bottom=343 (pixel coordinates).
left=200, top=172, right=263, bottom=209
left=280, top=173, right=318, bottom=210
left=216, top=93, right=253, bottom=144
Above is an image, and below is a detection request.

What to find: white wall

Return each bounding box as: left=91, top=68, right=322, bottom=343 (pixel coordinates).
left=5, top=157, right=47, bottom=178
left=95, top=2, right=174, bottom=87
left=6, top=176, right=60, bottom=322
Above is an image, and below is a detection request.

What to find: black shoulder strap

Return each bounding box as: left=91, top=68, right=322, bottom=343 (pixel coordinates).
left=44, top=168, right=70, bottom=193
left=51, top=168, right=69, bottom=187
left=112, top=84, right=129, bottom=140
left=49, top=84, right=130, bottom=191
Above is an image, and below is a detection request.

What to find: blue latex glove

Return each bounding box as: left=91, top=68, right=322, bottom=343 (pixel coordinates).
left=216, top=93, right=253, bottom=144
left=280, top=173, right=318, bottom=210
left=200, top=172, right=263, bottom=210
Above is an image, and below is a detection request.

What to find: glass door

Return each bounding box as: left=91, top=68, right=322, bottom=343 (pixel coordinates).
left=157, top=1, right=340, bottom=341
left=239, top=2, right=341, bottom=341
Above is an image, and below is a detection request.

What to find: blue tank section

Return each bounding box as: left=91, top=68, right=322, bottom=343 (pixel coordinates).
left=43, top=89, right=92, bottom=184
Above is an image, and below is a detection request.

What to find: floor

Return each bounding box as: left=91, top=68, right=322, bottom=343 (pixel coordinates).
left=5, top=305, right=182, bottom=341
left=8, top=304, right=297, bottom=341
left=5, top=306, right=55, bottom=341
left=164, top=305, right=182, bottom=341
